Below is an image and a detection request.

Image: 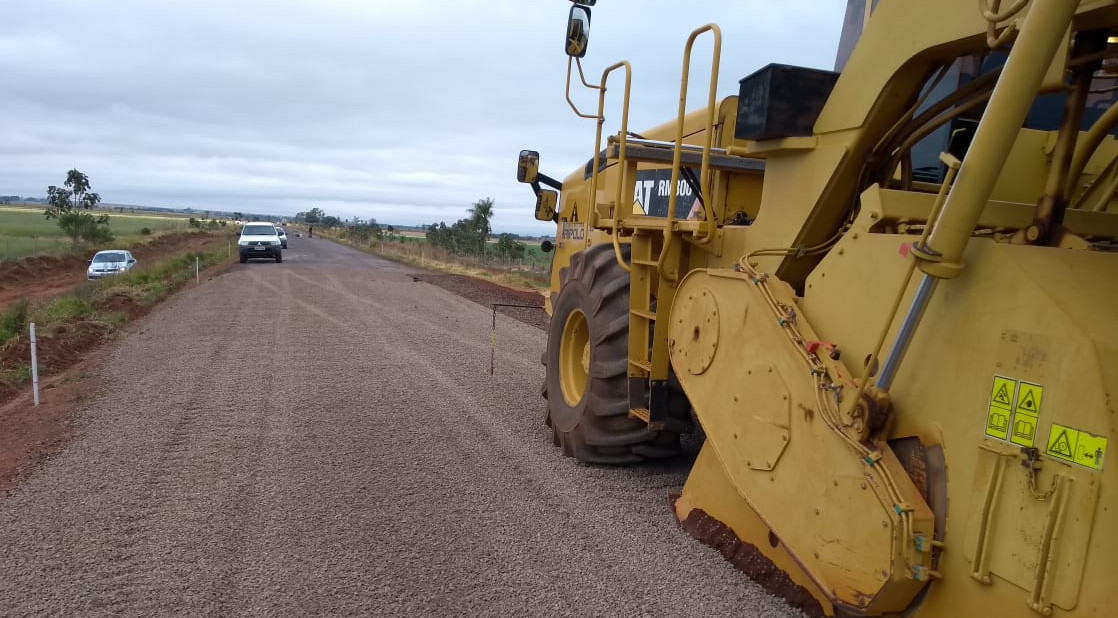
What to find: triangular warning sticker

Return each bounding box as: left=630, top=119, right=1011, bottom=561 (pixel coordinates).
left=1015, top=382, right=1043, bottom=417
left=993, top=384, right=1012, bottom=406
left=1048, top=430, right=1073, bottom=458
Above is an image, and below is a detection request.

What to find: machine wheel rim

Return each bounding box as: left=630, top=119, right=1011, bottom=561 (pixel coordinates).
left=559, top=308, right=590, bottom=407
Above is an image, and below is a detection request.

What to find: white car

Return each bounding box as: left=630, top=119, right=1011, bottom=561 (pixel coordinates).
left=238, top=223, right=283, bottom=263
left=275, top=226, right=288, bottom=249
left=87, top=250, right=137, bottom=280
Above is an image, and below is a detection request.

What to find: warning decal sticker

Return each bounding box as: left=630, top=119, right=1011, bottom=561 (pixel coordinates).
left=983, top=376, right=1044, bottom=447
left=1015, top=382, right=1043, bottom=417
left=1011, top=415, right=1038, bottom=448
left=985, top=376, right=1016, bottom=441
left=991, top=378, right=1014, bottom=407
left=1010, top=381, right=1042, bottom=448
left=1046, top=423, right=1109, bottom=471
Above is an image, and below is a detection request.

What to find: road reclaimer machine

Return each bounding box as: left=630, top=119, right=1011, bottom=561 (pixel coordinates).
left=517, top=0, right=1118, bottom=616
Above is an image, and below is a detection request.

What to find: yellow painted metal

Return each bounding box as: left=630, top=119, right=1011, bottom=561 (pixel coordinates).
left=674, top=444, right=835, bottom=615
left=670, top=269, right=935, bottom=614
left=669, top=287, right=719, bottom=377
left=660, top=23, right=721, bottom=273
left=963, top=444, right=1099, bottom=615
left=799, top=209, right=1118, bottom=616
left=564, top=56, right=600, bottom=121
left=558, top=308, right=589, bottom=407
left=535, top=0, right=1118, bottom=615
left=914, top=0, right=1078, bottom=276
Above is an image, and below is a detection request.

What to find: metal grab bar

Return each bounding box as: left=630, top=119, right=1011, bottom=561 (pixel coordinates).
left=564, top=56, right=601, bottom=120
left=586, top=61, right=634, bottom=273
left=659, top=24, right=722, bottom=283
left=564, top=55, right=634, bottom=272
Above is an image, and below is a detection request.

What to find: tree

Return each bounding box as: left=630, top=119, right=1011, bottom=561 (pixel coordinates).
left=44, top=169, right=113, bottom=247
left=468, top=197, right=495, bottom=260
left=304, top=207, right=324, bottom=224
left=348, top=217, right=383, bottom=242
left=495, top=233, right=526, bottom=260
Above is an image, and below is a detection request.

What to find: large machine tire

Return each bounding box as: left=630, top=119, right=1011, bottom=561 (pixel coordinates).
left=544, top=244, right=680, bottom=464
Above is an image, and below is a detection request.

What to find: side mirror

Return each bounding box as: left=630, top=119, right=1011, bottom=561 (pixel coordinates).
left=535, top=190, right=558, bottom=222
left=540, top=240, right=554, bottom=253
left=517, top=150, right=540, bottom=184
left=565, top=5, right=591, bottom=58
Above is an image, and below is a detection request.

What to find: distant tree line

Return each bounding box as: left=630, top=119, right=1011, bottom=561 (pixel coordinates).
left=188, top=217, right=228, bottom=230
left=2, top=195, right=46, bottom=204
left=425, top=197, right=525, bottom=261
left=289, top=198, right=526, bottom=262
left=293, top=207, right=341, bottom=228
left=293, top=207, right=389, bottom=242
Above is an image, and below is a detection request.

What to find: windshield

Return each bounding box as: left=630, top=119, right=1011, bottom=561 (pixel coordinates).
left=276, top=228, right=285, bottom=234
left=242, top=225, right=275, bottom=236
left=92, top=252, right=126, bottom=263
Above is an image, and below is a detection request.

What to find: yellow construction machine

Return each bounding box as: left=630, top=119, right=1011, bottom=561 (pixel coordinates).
left=517, top=1, right=1118, bottom=616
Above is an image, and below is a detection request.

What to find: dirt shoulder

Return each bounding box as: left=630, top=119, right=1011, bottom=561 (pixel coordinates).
left=416, top=273, right=547, bottom=331
left=0, top=231, right=230, bottom=313
left=0, top=236, right=235, bottom=494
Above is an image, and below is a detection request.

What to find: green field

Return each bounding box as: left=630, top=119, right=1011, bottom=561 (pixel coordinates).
left=0, top=206, right=193, bottom=261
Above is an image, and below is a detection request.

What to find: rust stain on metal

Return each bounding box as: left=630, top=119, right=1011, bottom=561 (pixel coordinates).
left=671, top=495, right=825, bottom=618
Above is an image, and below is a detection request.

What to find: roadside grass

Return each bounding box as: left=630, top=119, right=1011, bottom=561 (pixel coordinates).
left=0, top=206, right=196, bottom=261
left=105, top=246, right=230, bottom=306
left=0, top=299, right=31, bottom=346
left=319, top=230, right=552, bottom=291
left=0, top=362, right=31, bottom=388
left=0, top=240, right=234, bottom=388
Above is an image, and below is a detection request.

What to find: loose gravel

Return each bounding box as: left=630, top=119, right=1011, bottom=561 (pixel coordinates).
left=0, top=236, right=804, bottom=617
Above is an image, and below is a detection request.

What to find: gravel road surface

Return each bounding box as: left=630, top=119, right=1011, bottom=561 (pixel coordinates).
left=0, top=236, right=802, bottom=617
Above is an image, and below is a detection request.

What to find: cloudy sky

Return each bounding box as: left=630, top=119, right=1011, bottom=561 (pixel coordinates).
left=0, top=1, right=848, bottom=235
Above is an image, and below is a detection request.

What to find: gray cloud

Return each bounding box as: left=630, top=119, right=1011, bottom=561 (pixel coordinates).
left=0, top=1, right=846, bottom=234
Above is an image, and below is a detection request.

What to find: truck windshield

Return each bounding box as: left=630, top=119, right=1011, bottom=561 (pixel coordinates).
left=243, top=225, right=274, bottom=235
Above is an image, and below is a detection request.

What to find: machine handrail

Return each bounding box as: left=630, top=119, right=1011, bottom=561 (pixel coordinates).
left=659, top=24, right=722, bottom=283
left=586, top=60, right=634, bottom=274
left=564, top=56, right=601, bottom=120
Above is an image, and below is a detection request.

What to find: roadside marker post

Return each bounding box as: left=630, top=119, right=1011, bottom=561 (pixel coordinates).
left=29, top=322, right=40, bottom=406
left=195, top=256, right=200, bottom=284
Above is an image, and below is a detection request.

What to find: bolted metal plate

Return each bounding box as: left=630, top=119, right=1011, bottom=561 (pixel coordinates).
left=669, top=287, right=721, bottom=375
left=739, top=363, right=791, bottom=471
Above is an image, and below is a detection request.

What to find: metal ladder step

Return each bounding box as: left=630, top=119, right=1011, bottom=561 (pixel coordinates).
left=629, top=407, right=651, bottom=423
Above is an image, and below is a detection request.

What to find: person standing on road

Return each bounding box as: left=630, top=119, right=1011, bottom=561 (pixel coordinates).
left=309, top=225, right=313, bottom=238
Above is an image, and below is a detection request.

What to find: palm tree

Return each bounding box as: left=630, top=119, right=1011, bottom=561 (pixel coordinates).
left=469, top=197, right=495, bottom=260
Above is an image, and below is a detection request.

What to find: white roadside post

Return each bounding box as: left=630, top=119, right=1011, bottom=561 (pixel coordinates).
left=29, top=322, right=40, bottom=406
left=195, top=256, right=200, bottom=284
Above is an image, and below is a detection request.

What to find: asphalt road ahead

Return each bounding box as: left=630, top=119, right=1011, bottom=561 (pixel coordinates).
left=0, top=236, right=801, bottom=617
